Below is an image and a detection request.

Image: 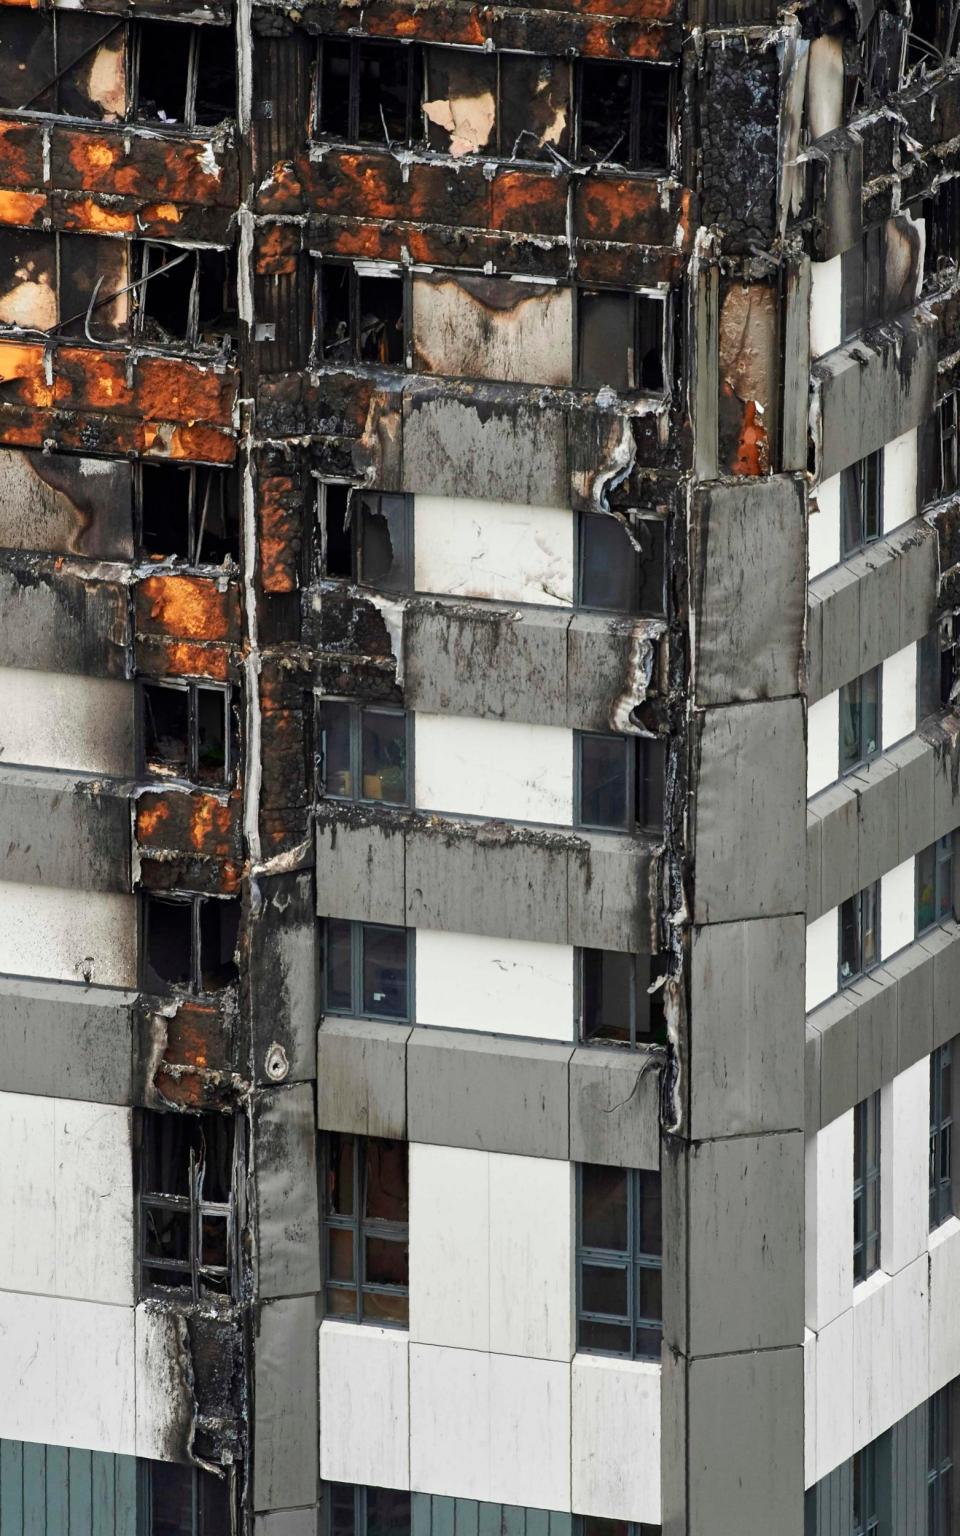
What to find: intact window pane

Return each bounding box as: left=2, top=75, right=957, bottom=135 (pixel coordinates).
left=322, top=700, right=354, bottom=799
left=581, top=1163, right=629, bottom=1251
left=581, top=948, right=633, bottom=1043
left=328, top=1227, right=354, bottom=1282
left=578, top=1318, right=631, bottom=1353
left=365, top=1233, right=408, bottom=1286
left=367, top=1489, right=412, bottom=1536
left=918, top=843, right=937, bottom=931
left=362, top=1288, right=408, bottom=1324
left=365, top=1137, right=408, bottom=1222
left=150, top=1461, right=194, bottom=1536
left=581, top=1260, right=629, bottom=1317
left=325, top=919, right=353, bottom=1012
left=579, top=733, right=630, bottom=830
left=579, top=513, right=636, bottom=611
left=361, top=710, right=407, bottom=803
left=841, top=462, right=863, bottom=555
left=326, top=1134, right=356, bottom=1217
left=638, top=738, right=665, bottom=831
left=577, top=290, right=632, bottom=391
left=636, top=1169, right=662, bottom=1255
left=329, top=1484, right=356, bottom=1536
left=860, top=667, right=880, bottom=758
left=861, top=882, right=879, bottom=970
left=918, top=628, right=942, bottom=721
left=840, top=894, right=862, bottom=983
left=361, top=925, right=408, bottom=1018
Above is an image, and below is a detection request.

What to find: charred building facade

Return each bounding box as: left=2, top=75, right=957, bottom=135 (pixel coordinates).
left=1, top=0, right=960, bottom=1533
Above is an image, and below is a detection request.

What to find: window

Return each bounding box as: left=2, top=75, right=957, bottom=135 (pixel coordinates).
left=325, top=1483, right=411, bottom=1536
left=930, top=1042, right=954, bottom=1230
left=577, top=511, right=666, bottom=616
left=317, top=699, right=410, bottom=806
left=321, top=1134, right=409, bottom=1325
left=917, top=618, right=960, bottom=719
left=137, top=463, right=240, bottom=566
left=840, top=451, right=883, bottom=557
left=839, top=667, right=881, bottom=774
left=322, top=918, right=412, bottom=1021
left=133, top=242, right=236, bottom=351
left=839, top=882, right=880, bottom=987
left=576, top=1164, right=662, bottom=1359
left=139, top=1110, right=236, bottom=1299
left=928, top=1386, right=955, bottom=1536
left=575, top=59, right=672, bottom=170
left=316, top=38, right=422, bottom=146
left=316, top=262, right=406, bottom=367
left=142, top=1460, right=233, bottom=1536
left=842, top=224, right=886, bottom=340
left=576, top=1522, right=659, bottom=1536
left=853, top=1091, right=881, bottom=1283
left=0, top=10, right=126, bottom=118
left=852, top=1440, right=884, bottom=1536
left=141, top=681, right=237, bottom=787
left=917, top=837, right=954, bottom=933
left=133, top=21, right=235, bottom=128
left=576, top=732, right=666, bottom=834
left=0, top=229, right=128, bottom=341
left=576, top=289, right=668, bottom=394
left=314, top=484, right=412, bottom=594
left=142, top=893, right=241, bottom=996
left=578, top=948, right=668, bottom=1047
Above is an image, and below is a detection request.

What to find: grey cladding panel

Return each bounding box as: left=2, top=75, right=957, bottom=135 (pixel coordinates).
left=807, top=810, right=823, bottom=919
left=249, top=872, right=318, bottom=1085
left=567, top=835, right=656, bottom=953
left=404, top=603, right=570, bottom=728
left=0, top=975, right=135, bottom=1104
left=253, top=1297, right=319, bottom=1513
left=813, top=128, right=863, bottom=262
left=805, top=1023, right=822, bottom=1133
left=851, top=755, right=900, bottom=891
left=316, top=1018, right=410, bottom=1139
left=890, top=734, right=935, bottom=860
left=854, top=539, right=902, bottom=676
left=814, top=311, right=937, bottom=482
left=566, top=614, right=665, bottom=735
left=815, top=563, right=861, bottom=701
left=315, top=813, right=406, bottom=927
left=0, top=562, right=130, bottom=678
left=809, top=780, right=858, bottom=918
left=254, top=1084, right=321, bottom=1299
left=0, top=449, right=133, bottom=562
left=405, top=824, right=569, bottom=945
left=889, top=941, right=934, bottom=1071
left=0, top=768, right=130, bottom=892
left=255, top=1514, right=320, bottom=1536
left=402, top=390, right=567, bottom=507
left=569, top=1047, right=661, bottom=1169
left=691, top=477, right=806, bottom=705
left=851, top=968, right=898, bottom=1101
left=893, top=521, right=937, bottom=644
left=809, top=990, right=859, bottom=1128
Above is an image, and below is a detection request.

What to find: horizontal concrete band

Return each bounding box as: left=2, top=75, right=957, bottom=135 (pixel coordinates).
left=806, top=721, right=960, bottom=921
left=316, top=1018, right=663, bottom=1170
left=812, top=310, right=937, bottom=483
left=805, top=919, right=960, bottom=1132
left=806, top=519, right=938, bottom=706
left=0, top=973, right=137, bottom=1104
left=316, top=809, right=657, bottom=952
left=0, top=765, right=132, bottom=892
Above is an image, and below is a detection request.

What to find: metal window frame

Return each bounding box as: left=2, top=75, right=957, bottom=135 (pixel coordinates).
left=139, top=1449, right=234, bottom=1533
left=852, top=1441, right=881, bottom=1536
left=573, top=1522, right=660, bottom=1536
left=141, top=889, right=240, bottom=998
left=139, top=677, right=235, bottom=787
left=314, top=257, right=410, bottom=369
left=575, top=1164, right=662, bottom=1362
left=574, top=509, right=668, bottom=618
left=840, top=450, right=884, bottom=558
left=838, top=665, right=883, bottom=775
left=927, top=1385, right=954, bottom=1536
left=314, top=35, right=420, bottom=147
left=574, top=730, right=636, bottom=833
left=917, top=835, right=955, bottom=935
left=838, top=881, right=881, bottom=989
left=572, top=284, right=671, bottom=396
left=4, top=10, right=125, bottom=118
left=316, top=695, right=411, bottom=808
left=132, top=19, right=201, bottom=128
left=135, top=462, right=238, bottom=568
left=575, top=947, right=666, bottom=1048
left=940, top=390, right=959, bottom=497
left=572, top=57, right=675, bottom=173
left=853, top=1090, right=882, bottom=1284
left=930, top=1041, right=954, bottom=1231
left=132, top=239, right=202, bottom=346
left=321, top=1133, right=409, bottom=1328
left=138, top=1111, right=238, bottom=1304
left=321, top=917, right=414, bottom=1023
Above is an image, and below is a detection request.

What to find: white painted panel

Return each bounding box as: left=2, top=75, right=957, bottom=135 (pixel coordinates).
left=488, top=1153, right=573, bottom=1360
left=135, top=1301, right=193, bottom=1462
left=888, top=1255, right=928, bottom=1432
left=804, top=1329, right=817, bottom=1490
left=409, top=1343, right=571, bottom=1510
left=0, top=1093, right=55, bottom=1294
left=319, top=1321, right=410, bottom=1490
left=807, top=692, right=839, bottom=797
left=409, top=1142, right=490, bottom=1352
left=415, top=930, right=574, bottom=1042
left=881, top=643, right=917, bottom=750
left=928, top=1218, right=960, bottom=1396
left=414, top=713, right=573, bottom=825
left=809, top=257, right=842, bottom=361
left=0, top=881, right=136, bottom=988
left=414, top=495, right=574, bottom=606
left=806, top=910, right=838, bottom=1012
left=809, top=473, right=841, bottom=579
left=850, top=1261, right=927, bottom=1453
left=805, top=1111, right=853, bottom=1330
left=0, top=1290, right=57, bottom=1447
left=0, top=667, right=134, bottom=776
left=814, top=1307, right=854, bottom=1480
left=879, top=1058, right=929, bottom=1276
left=880, top=856, right=915, bottom=961
left=882, top=428, right=918, bottom=534
left=571, top=1354, right=660, bottom=1523
left=54, top=1099, right=134, bottom=1306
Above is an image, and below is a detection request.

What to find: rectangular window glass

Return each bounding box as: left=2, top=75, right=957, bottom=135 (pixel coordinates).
left=322, top=919, right=411, bottom=1021
left=576, top=290, right=667, bottom=394
left=325, top=1485, right=413, bottom=1536
left=577, top=1164, right=662, bottom=1361
left=322, top=1134, right=409, bottom=1326
left=355, top=492, right=411, bottom=593
left=931, top=1041, right=954, bottom=1230
left=928, top=1386, right=954, bottom=1536
left=361, top=710, right=407, bottom=804
left=577, top=512, right=667, bottom=617
left=839, top=883, right=879, bottom=987
left=577, top=733, right=631, bottom=831
left=318, top=699, right=409, bottom=806
left=839, top=667, right=881, bottom=774
left=853, top=1091, right=881, bottom=1283
left=841, top=452, right=882, bottom=557
left=361, top=924, right=409, bottom=1019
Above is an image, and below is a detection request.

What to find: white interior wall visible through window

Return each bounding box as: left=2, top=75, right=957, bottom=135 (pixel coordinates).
left=413, top=494, right=574, bottom=605
left=809, top=472, right=842, bottom=578
left=882, top=428, right=919, bottom=534
left=807, top=908, right=840, bottom=1011
left=881, top=643, right=917, bottom=749
left=808, top=691, right=840, bottom=797
left=414, top=713, right=573, bottom=824
left=880, top=857, right=915, bottom=960
left=415, top=930, right=574, bottom=1042
left=0, top=667, right=134, bottom=777
left=809, top=254, right=843, bottom=360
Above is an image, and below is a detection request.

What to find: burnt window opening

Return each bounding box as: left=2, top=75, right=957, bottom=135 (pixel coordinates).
left=917, top=180, right=960, bottom=275
left=317, top=698, right=410, bottom=806
left=577, top=511, right=666, bottom=616
left=321, top=1132, right=409, bottom=1326
left=139, top=1109, right=237, bottom=1300
left=142, top=1459, right=233, bottom=1536
left=316, top=37, right=423, bottom=147
left=142, top=892, right=241, bottom=997
left=908, top=1, right=960, bottom=68
left=0, top=229, right=128, bottom=341
left=840, top=450, right=883, bottom=557
left=0, top=10, right=126, bottom=119
left=141, top=680, right=238, bottom=787
left=314, top=483, right=412, bottom=594
left=575, top=59, right=672, bottom=172
left=322, top=918, right=412, bottom=1022
left=138, top=463, right=240, bottom=567
left=939, top=392, right=960, bottom=499
left=133, top=242, right=237, bottom=352
left=326, top=1484, right=412, bottom=1536
left=133, top=20, right=236, bottom=128
left=917, top=614, right=960, bottom=719
left=578, top=948, right=668, bottom=1048
left=575, top=731, right=666, bottom=835
left=316, top=262, right=407, bottom=369
left=576, top=289, right=668, bottom=395
left=841, top=224, right=886, bottom=340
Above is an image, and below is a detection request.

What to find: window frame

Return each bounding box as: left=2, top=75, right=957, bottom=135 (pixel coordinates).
left=320, top=1133, right=409, bottom=1328
left=575, top=1163, right=662, bottom=1362
left=838, top=665, right=882, bottom=775
left=573, top=284, right=671, bottom=395
left=928, top=1384, right=955, bottom=1536
left=316, top=696, right=412, bottom=808
left=321, top=917, right=414, bottom=1023
left=131, top=239, right=234, bottom=352
left=840, top=450, right=883, bottom=558
left=313, top=258, right=410, bottom=370
left=852, top=1441, right=881, bottom=1536
left=838, top=881, right=881, bottom=989
left=576, top=947, right=668, bottom=1048
left=141, top=890, right=241, bottom=998
left=572, top=57, right=675, bottom=172
left=853, top=1090, right=882, bottom=1285
left=139, top=678, right=237, bottom=788
left=575, top=509, right=668, bottom=617
left=574, top=730, right=666, bottom=835
left=138, top=1109, right=238, bottom=1303
left=139, top=1458, right=235, bottom=1535
left=313, top=482, right=414, bottom=592
left=313, top=35, right=422, bottom=147
left=916, top=835, right=954, bottom=935
left=930, top=1040, right=954, bottom=1231
left=939, top=390, right=959, bottom=499
left=135, top=462, right=240, bottom=568
left=0, top=10, right=124, bottom=118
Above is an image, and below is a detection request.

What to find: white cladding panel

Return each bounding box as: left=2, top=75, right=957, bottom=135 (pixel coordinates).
left=929, top=1219, right=960, bottom=1397
left=0, top=667, right=134, bottom=776
left=806, top=910, right=838, bottom=1012
left=809, top=257, right=842, bottom=361
left=880, top=856, right=915, bottom=961
left=415, top=930, right=574, bottom=1042
left=881, top=643, right=917, bottom=750
left=807, top=692, right=839, bottom=797
left=414, top=495, right=574, bottom=606
left=804, top=1330, right=818, bottom=1489
left=409, top=1142, right=490, bottom=1353
left=852, top=1258, right=928, bottom=1451
left=882, top=429, right=918, bottom=535
left=319, top=1322, right=410, bottom=1490
left=0, top=881, right=136, bottom=989
left=879, top=1058, right=929, bottom=1276
left=409, top=1344, right=571, bottom=1510
left=135, top=1301, right=193, bottom=1462
left=414, top=714, right=573, bottom=825
left=805, top=1110, right=854, bottom=1331
left=571, top=1355, right=660, bottom=1524
left=809, top=473, right=841, bottom=580
left=813, top=1307, right=855, bottom=1481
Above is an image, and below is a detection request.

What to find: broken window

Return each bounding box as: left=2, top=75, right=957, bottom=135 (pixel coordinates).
left=576, top=289, right=668, bottom=394
left=138, top=464, right=240, bottom=567
left=422, top=46, right=497, bottom=157
left=930, top=1044, right=955, bottom=1233
left=139, top=1109, right=237, bottom=1300
left=144, top=1460, right=233, bottom=1536
left=576, top=1164, right=662, bottom=1360
left=134, top=20, right=236, bottom=128
left=317, top=699, right=409, bottom=806
left=142, top=892, right=241, bottom=996
left=917, top=836, right=955, bottom=934
left=578, top=948, right=667, bottom=1048
left=316, top=38, right=422, bottom=146
left=576, top=732, right=665, bottom=834
left=918, top=614, right=960, bottom=719
left=316, top=262, right=406, bottom=368
left=133, top=242, right=237, bottom=352
left=322, top=919, right=412, bottom=1021
left=939, top=392, right=960, bottom=498
left=841, top=224, right=886, bottom=340
left=577, top=511, right=666, bottom=616
left=141, top=681, right=238, bottom=787
left=498, top=54, right=571, bottom=161
left=908, top=1, right=960, bottom=68
left=0, top=229, right=128, bottom=340
left=839, top=666, right=881, bottom=774
left=839, top=882, right=880, bottom=987
left=321, top=1133, right=409, bottom=1326
left=313, top=482, right=412, bottom=594
left=0, top=10, right=126, bottom=119
left=327, top=1484, right=412, bottom=1536
left=853, top=1091, right=881, bottom=1283
left=840, top=450, right=883, bottom=557
left=575, top=59, right=672, bottom=171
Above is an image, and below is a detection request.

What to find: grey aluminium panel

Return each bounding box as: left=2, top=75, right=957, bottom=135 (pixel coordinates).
left=568, top=1046, right=661, bottom=1169
left=254, top=1084, right=322, bottom=1299
left=316, top=1018, right=411, bottom=1139
left=0, top=561, right=131, bottom=679
left=405, top=821, right=569, bottom=945
left=567, top=834, right=657, bottom=952
left=255, top=1513, right=320, bottom=1536
left=0, top=974, right=136, bottom=1104
left=0, top=767, right=131, bottom=892
left=315, top=811, right=406, bottom=927
left=253, top=1297, right=319, bottom=1513
left=401, top=388, right=568, bottom=508
left=808, top=990, right=859, bottom=1129
left=813, top=561, right=861, bottom=702
left=813, top=309, right=937, bottom=482
left=850, top=754, right=900, bottom=892
left=403, top=602, right=571, bottom=728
